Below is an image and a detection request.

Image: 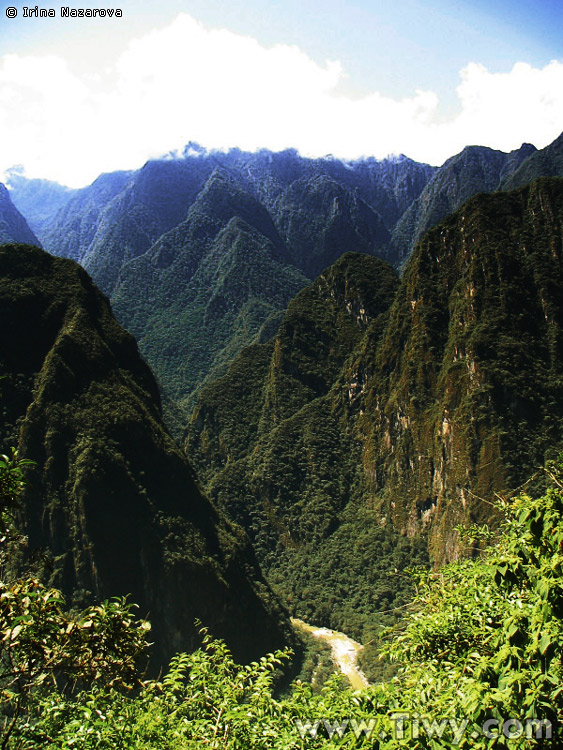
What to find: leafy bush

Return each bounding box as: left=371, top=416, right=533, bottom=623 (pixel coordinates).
left=0, top=449, right=34, bottom=538
left=0, top=448, right=150, bottom=748
left=382, top=465, right=563, bottom=747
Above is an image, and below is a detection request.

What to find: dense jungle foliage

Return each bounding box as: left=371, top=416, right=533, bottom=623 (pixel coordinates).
left=0, top=245, right=293, bottom=669
left=3, top=137, right=563, bottom=748
left=2, top=447, right=563, bottom=748
left=186, top=178, right=563, bottom=676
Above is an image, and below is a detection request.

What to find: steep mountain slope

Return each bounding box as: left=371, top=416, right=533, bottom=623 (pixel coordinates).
left=186, top=178, right=563, bottom=639
left=0, top=184, right=40, bottom=245
left=186, top=253, right=428, bottom=639
left=333, top=154, right=437, bottom=230
left=187, top=252, right=398, bottom=480
left=501, top=131, right=563, bottom=190
left=367, top=177, right=563, bottom=560
left=47, top=149, right=431, bottom=414
left=40, top=148, right=434, bottom=295
left=0, top=244, right=293, bottom=668
left=6, top=169, right=76, bottom=241
left=391, top=143, right=536, bottom=264
left=10, top=147, right=433, bottom=422
left=42, top=170, right=134, bottom=263
left=226, top=148, right=435, bottom=233
left=74, top=158, right=217, bottom=294
left=40, top=158, right=215, bottom=293
left=111, top=168, right=309, bottom=412
left=272, top=173, right=391, bottom=277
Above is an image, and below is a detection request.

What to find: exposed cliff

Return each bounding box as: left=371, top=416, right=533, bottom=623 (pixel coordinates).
left=365, top=177, right=563, bottom=560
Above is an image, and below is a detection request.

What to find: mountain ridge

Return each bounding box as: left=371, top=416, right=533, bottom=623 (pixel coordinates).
left=7, top=134, right=562, bottom=432
left=390, top=142, right=537, bottom=264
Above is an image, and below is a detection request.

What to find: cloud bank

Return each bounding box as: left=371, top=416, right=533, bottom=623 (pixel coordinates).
left=1, top=13, right=562, bottom=187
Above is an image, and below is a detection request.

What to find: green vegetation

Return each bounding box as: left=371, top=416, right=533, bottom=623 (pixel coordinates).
left=113, top=206, right=308, bottom=415
left=186, top=253, right=419, bottom=653
left=390, top=143, right=536, bottom=265
left=266, top=504, right=428, bottom=683
left=186, top=179, right=563, bottom=680
left=30, top=148, right=434, bottom=421
left=6, top=161, right=563, bottom=747
left=381, top=465, right=563, bottom=748
left=288, top=627, right=337, bottom=692
left=3, top=442, right=563, bottom=747
left=369, top=177, right=563, bottom=563
left=0, top=449, right=150, bottom=747
left=502, top=132, right=563, bottom=191
left=0, top=244, right=293, bottom=671
left=0, top=448, right=33, bottom=537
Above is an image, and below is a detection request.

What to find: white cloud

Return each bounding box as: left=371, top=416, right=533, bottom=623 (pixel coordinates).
left=451, top=60, right=563, bottom=152
left=0, top=13, right=562, bottom=187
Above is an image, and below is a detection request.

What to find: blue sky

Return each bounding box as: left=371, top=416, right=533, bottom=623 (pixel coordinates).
left=1, top=0, right=562, bottom=185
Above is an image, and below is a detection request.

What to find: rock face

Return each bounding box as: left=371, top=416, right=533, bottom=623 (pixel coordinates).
left=0, top=244, right=293, bottom=668
left=0, top=184, right=40, bottom=246
left=367, top=177, right=563, bottom=560
left=186, top=178, right=563, bottom=631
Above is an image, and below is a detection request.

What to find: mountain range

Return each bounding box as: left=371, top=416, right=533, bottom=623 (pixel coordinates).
left=8, top=136, right=562, bottom=420
left=3, top=131, right=563, bottom=664
left=7, top=149, right=434, bottom=414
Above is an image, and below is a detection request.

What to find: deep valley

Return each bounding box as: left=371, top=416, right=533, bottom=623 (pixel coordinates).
left=2, top=132, right=563, bottom=747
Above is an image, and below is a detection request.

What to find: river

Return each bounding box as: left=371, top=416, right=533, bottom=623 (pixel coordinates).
left=291, top=618, right=369, bottom=690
